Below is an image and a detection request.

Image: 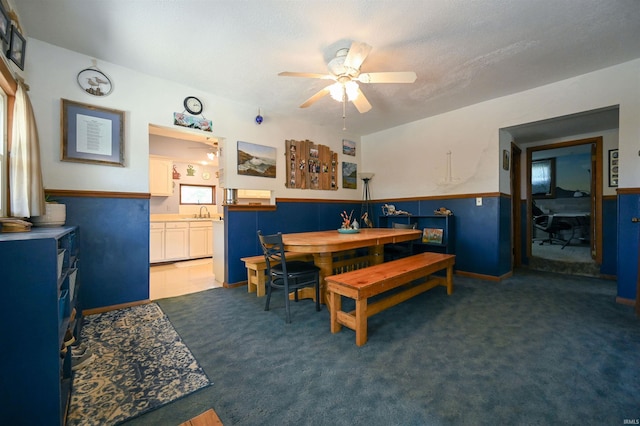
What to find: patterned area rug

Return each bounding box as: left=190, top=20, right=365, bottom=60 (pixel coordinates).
left=67, top=303, right=212, bottom=425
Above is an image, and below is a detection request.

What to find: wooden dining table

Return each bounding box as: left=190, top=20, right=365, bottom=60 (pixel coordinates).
left=281, top=228, right=422, bottom=304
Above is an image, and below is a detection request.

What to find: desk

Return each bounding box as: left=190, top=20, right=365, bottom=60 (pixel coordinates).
left=282, top=228, right=422, bottom=303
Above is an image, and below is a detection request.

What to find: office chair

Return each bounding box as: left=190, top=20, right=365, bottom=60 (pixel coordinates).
left=257, top=231, right=321, bottom=323
left=533, top=214, right=572, bottom=248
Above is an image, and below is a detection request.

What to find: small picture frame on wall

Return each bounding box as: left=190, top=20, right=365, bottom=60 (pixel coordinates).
left=7, top=25, right=25, bottom=70
left=343, top=139, right=356, bottom=156
left=608, top=149, right=618, bottom=187
left=502, top=149, right=510, bottom=171
left=0, top=4, right=9, bottom=43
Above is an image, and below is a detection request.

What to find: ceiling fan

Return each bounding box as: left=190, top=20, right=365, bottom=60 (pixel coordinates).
left=279, top=41, right=416, bottom=127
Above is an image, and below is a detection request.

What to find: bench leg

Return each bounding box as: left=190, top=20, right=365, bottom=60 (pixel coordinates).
left=445, top=264, right=454, bottom=295
left=256, top=272, right=266, bottom=297
left=355, top=298, right=368, bottom=346
left=247, top=269, right=257, bottom=293
left=329, top=290, right=342, bottom=334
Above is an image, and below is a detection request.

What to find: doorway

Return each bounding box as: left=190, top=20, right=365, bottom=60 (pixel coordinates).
left=525, top=137, right=602, bottom=275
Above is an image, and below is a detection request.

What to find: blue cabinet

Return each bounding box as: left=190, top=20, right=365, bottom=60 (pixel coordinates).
left=0, top=226, right=80, bottom=424
left=379, top=215, right=454, bottom=255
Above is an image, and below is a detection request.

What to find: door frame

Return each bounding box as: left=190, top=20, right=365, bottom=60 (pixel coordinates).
left=510, top=143, right=522, bottom=268
left=524, top=136, right=603, bottom=264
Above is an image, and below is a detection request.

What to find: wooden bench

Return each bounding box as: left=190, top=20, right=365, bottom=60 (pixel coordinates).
left=325, top=252, right=455, bottom=346
left=240, top=253, right=313, bottom=296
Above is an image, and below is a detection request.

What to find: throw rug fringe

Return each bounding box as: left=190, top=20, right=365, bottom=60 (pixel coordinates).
left=67, top=303, right=212, bottom=425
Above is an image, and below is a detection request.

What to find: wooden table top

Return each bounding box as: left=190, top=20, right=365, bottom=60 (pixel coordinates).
left=282, top=228, right=422, bottom=253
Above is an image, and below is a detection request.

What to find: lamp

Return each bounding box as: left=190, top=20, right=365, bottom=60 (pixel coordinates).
left=359, top=172, right=374, bottom=227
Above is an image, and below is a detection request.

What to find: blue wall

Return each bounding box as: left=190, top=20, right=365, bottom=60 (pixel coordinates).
left=58, top=195, right=149, bottom=310
left=225, top=196, right=508, bottom=285
left=617, top=193, right=639, bottom=300
left=58, top=193, right=634, bottom=311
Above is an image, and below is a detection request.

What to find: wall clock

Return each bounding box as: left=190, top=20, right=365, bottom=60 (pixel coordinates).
left=77, top=68, right=113, bottom=96
left=184, top=96, right=203, bottom=115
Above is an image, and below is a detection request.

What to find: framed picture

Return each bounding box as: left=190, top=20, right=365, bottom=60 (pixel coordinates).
left=7, top=25, right=25, bottom=70
left=502, top=149, right=510, bottom=171
left=174, top=112, right=212, bottom=132
left=0, top=4, right=9, bottom=43
left=343, top=139, right=356, bottom=156
left=608, top=149, right=618, bottom=187
left=237, top=141, right=276, bottom=178
left=342, top=161, right=357, bottom=189
left=422, top=228, right=444, bottom=244
left=61, top=99, right=125, bottom=167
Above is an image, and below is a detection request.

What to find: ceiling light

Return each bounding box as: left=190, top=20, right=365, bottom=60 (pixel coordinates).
left=207, top=152, right=215, bottom=160
left=329, top=81, right=360, bottom=102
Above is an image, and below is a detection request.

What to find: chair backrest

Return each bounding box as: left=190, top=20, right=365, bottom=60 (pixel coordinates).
left=257, top=231, right=287, bottom=274
left=392, top=222, right=417, bottom=230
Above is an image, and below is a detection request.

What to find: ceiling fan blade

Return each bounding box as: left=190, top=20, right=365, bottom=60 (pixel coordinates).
left=352, top=88, right=372, bottom=113
left=300, top=87, right=331, bottom=108
left=357, top=71, right=417, bottom=84
left=279, top=71, right=334, bottom=80
left=343, top=41, right=372, bottom=70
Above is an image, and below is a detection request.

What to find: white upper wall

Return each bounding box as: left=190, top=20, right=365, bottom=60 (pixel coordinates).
left=24, top=39, right=362, bottom=199
left=362, top=59, right=640, bottom=199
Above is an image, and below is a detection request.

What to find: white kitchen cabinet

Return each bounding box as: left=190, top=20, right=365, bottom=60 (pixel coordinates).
left=164, top=221, right=189, bottom=260
left=189, top=221, right=213, bottom=258
left=149, top=222, right=165, bottom=263
left=149, top=156, right=173, bottom=196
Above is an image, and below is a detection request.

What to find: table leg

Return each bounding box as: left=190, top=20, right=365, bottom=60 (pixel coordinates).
left=369, top=244, right=384, bottom=266
left=313, top=252, right=334, bottom=305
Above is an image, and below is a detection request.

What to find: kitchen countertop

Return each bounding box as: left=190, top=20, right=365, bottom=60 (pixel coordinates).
left=150, top=214, right=222, bottom=222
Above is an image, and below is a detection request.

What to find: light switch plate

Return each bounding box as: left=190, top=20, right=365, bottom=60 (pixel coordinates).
left=476, top=197, right=482, bottom=206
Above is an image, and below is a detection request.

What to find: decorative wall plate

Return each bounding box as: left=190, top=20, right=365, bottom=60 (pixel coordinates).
left=77, top=68, right=113, bottom=96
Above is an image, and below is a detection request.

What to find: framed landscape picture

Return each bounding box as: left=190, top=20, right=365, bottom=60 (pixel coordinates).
left=422, top=228, right=444, bottom=244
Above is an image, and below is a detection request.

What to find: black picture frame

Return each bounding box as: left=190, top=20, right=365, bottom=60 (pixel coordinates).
left=61, top=99, right=125, bottom=167
left=608, top=149, right=619, bottom=187
left=7, top=25, right=25, bottom=70
left=0, top=4, right=9, bottom=43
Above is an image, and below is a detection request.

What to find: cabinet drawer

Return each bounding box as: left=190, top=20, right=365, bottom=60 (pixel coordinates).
left=165, top=222, right=189, bottom=229
left=189, top=221, right=213, bottom=228
left=150, top=222, right=165, bottom=230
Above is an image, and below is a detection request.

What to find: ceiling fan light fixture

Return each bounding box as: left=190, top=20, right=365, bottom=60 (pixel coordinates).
left=329, top=81, right=359, bottom=102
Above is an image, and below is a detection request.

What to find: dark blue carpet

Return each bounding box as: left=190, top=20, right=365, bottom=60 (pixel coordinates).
left=125, top=270, right=640, bottom=426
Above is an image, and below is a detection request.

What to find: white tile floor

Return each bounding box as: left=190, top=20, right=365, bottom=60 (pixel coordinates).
left=149, top=258, right=222, bottom=300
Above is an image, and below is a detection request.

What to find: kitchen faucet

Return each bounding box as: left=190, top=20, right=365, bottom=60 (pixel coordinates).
left=198, top=206, right=210, bottom=218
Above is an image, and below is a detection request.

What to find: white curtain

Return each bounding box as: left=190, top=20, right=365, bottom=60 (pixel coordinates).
left=9, top=81, right=45, bottom=217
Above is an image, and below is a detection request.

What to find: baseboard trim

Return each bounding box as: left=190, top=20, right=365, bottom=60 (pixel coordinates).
left=83, top=299, right=151, bottom=316
left=454, top=270, right=507, bottom=282
left=615, top=296, right=636, bottom=307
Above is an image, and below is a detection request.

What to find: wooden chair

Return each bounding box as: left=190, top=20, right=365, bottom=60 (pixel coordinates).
left=257, top=231, right=321, bottom=323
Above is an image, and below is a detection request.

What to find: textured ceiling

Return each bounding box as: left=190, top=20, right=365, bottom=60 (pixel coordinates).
left=14, top=0, right=640, bottom=136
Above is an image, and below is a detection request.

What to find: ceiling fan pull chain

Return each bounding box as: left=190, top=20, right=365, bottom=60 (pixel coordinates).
left=342, top=86, right=347, bottom=130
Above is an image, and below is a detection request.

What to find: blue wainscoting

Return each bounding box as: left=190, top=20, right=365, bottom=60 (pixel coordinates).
left=55, top=195, right=150, bottom=310
left=225, top=201, right=362, bottom=285
left=617, top=193, right=639, bottom=301
left=225, top=196, right=509, bottom=286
